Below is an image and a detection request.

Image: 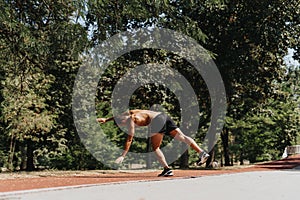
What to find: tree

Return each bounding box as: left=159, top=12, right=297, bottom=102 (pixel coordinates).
left=1, top=0, right=298, bottom=170
left=0, top=0, right=88, bottom=170
left=227, top=65, right=300, bottom=163
left=86, top=0, right=299, bottom=167
left=86, top=0, right=212, bottom=168
left=192, top=0, right=300, bottom=165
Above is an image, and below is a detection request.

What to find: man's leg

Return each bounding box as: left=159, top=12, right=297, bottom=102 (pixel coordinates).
left=151, top=133, right=173, bottom=176
left=169, top=128, right=202, bottom=153
left=170, top=128, right=210, bottom=165
left=151, top=133, right=168, bottom=167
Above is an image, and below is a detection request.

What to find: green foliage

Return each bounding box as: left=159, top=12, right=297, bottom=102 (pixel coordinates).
left=227, top=67, right=300, bottom=163
left=0, top=0, right=299, bottom=171
left=88, top=0, right=300, bottom=167
left=0, top=0, right=88, bottom=171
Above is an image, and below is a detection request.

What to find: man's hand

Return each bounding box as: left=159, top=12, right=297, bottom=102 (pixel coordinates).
left=115, top=156, right=125, bottom=164
left=96, top=118, right=106, bottom=124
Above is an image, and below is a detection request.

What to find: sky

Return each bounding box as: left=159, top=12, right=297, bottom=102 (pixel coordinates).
left=284, top=48, right=300, bottom=67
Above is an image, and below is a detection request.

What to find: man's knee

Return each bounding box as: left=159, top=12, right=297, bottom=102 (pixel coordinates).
left=152, top=145, right=160, bottom=151
left=174, top=132, right=186, bottom=141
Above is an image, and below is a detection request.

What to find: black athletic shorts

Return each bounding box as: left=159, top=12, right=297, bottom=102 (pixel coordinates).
left=149, top=113, right=178, bottom=135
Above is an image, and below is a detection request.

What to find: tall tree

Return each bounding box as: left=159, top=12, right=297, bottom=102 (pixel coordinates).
left=192, top=0, right=300, bottom=165
left=227, top=66, right=300, bottom=163
left=86, top=0, right=214, bottom=168
left=0, top=0, right=88, bottom=170
left=87, top=0, right=299, bottom=167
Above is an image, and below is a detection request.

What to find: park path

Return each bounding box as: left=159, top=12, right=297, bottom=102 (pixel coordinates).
left=0, top=154, right=299, bottom=193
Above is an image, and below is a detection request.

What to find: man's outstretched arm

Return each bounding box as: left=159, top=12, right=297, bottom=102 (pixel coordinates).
left=115, top=118, right=135, bottom=163
left=96, top=117, right=114, bottom=124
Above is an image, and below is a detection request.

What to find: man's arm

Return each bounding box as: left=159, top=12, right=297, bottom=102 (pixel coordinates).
left=115, top=118, right=135, bottom=163
left=96, top=117, right=114, bottom=124
left=122, top=118, right=135, bottom=156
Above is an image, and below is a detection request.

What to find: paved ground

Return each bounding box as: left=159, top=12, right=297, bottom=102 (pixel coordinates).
left=1, top=170, right=300, bottom=200
left=0, top=155, right=299, bottom=200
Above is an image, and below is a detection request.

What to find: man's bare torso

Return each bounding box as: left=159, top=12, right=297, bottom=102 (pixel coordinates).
left=128, top=109, right=161, bottom=126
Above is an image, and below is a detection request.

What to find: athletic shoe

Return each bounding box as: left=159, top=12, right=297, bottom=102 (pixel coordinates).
left=197, top=151, right=210, bottom=166
left=158, top=168, right=174, bottom=177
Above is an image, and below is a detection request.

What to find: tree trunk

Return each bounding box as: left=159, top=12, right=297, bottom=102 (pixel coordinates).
left=20, top=142, right=27, bottom=171
left=179, top=150, right=189, bottom=169
left=221, top=128, right=231, bottom=166
left=146, top=137, right=152, bottom=169
left=205, top=147, right=215, bottom=168
left=239, top=154, right=244, bottom=165
left=26, top=140, right=35, bottom=171
left=7, top=135, right=16, bottom=171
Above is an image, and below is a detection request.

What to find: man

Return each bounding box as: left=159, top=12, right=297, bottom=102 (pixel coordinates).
left=97, top=109, right=210, bottom=177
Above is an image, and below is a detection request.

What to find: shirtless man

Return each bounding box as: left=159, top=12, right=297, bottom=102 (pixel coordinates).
left=97, top=109, right=210, bottom=177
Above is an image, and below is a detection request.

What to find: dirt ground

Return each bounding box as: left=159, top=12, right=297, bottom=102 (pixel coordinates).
left=1, top=154, right=299, bottom=193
